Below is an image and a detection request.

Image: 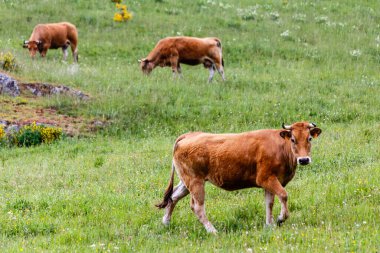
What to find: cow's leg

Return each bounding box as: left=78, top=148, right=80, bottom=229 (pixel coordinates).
left=189, top=180, right=217, bottom=233
left=162, top=181, right=189, bottom=225
left=40, top=49, right=48, bottom=58
left=208, top=66, right=215, bottom=83
left=170, top=56, right=179, bottom=78
left=62, top=46, right=68, bottom=61
left=72, top=47, right=78, bottom=63
left=68, top=38, right=78, bottom=63
left=215, top=62, right=225, bottom=81
left=177, top=63, right=182, bottom=78
left=265, top=189, right=275, bottom=225
left=258, top=176, right=289, bottom=226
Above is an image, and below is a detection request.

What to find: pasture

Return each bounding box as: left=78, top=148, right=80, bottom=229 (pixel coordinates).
left=0, top=0, right=379, bottom=252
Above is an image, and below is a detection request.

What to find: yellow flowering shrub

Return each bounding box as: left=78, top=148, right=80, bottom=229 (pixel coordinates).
left=113, top=1, right=133, bottom=22
left=0, top=52, right=18, bottom=71
left=0, top=126, right=5, bottom=139
left=41, top=126, right=62, bottom=143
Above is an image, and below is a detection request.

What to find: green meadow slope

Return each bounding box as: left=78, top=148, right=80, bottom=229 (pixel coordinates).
left=0, top=0, right=379, bottom=252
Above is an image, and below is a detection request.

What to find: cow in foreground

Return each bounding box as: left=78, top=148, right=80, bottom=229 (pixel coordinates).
left=23, top=22, right=78, bottom=62
left=156, top=122, right=322, bottom=233
left=139, top=36, right=225, bottom=82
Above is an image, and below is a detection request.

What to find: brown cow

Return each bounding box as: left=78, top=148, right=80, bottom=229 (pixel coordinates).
left=23, top=22, right=78, bottom=62
left=139, top=36, right=225, bottom=82
left=156, top=122, right=322, bottom=233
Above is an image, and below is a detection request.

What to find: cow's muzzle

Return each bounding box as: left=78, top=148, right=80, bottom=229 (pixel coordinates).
left=297, top=156, right=311, bottom=165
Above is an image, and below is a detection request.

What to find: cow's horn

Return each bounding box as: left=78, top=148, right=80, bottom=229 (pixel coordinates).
left=23, top=40, right=29, bottom=48
left=282, top=123, right=292, bottom=130
left=309, top=122, right=317, bottom=128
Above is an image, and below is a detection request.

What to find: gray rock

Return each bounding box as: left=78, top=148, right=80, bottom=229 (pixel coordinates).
left=0, top=73, right=20, bottom=96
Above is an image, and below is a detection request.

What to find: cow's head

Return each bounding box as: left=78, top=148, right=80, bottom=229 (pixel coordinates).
left=23, top=40, right=42, bottom=58
left=138, top=58, right=154, bottom=74
left=280, top=122, right=322, bottom=165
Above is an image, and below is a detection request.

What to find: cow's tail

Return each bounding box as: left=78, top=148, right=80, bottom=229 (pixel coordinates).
left=156, top=161, right=175, bottom=209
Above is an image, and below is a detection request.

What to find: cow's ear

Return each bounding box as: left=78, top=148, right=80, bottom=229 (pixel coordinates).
left=310, top=128, right=322, bottom=138
left=280, top=130, right=291, bottom=139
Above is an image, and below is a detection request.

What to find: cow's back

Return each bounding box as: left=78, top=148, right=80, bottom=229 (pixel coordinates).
left=31, top=22, right=77, bottom=46
left=174, top=37, right=220, bottom=59
left=150, top=37, right=219, bottom=60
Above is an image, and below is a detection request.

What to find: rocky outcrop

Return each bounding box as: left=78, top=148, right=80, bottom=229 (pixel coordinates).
left=0, top=72, right=89, bottom=99
left=0, top=72, right=20, bottom=96
left=20, top=83, right=89, bottom=100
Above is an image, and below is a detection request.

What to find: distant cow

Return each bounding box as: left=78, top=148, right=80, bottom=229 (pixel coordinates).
left=139, top=36, right=225, bottom=82
left=23, top=22, right=78, bottom=62
left=156, top=122, right=322, bottom=233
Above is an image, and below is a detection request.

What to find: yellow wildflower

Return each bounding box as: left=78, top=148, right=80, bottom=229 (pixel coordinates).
left=0, top=126, right=5, bottom=139
left=113, top=13, right=123, bottom=22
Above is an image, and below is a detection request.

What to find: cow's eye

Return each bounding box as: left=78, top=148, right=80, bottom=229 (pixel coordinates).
left=308, top=136, right=313, bottom=142
left=291, top=138, right=296, bottom=143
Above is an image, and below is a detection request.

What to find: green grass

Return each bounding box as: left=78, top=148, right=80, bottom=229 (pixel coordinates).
left=1, top=0, right=380, bottom=251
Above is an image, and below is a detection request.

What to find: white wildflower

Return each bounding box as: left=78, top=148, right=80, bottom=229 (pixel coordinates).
left=280, top=30, right=290, bottom=38
left=350, top=49, right=361, bottom=57
left=292, top=13, right=306, bottom=22
left=269, top=11, right=280, bottom=21
left=315, top=16, right=329, bottom=24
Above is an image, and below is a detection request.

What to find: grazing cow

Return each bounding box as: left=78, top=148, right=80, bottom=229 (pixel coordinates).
left=156, top=122, right=322, bottom=233
left=23, top=22, right=78, bottom=62
left=139, top=36, right=225, bottom=82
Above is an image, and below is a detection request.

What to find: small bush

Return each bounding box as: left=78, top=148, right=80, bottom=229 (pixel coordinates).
left=16, top=128, right=42, bottom=147
left=0, top=52, right=18, bottom=71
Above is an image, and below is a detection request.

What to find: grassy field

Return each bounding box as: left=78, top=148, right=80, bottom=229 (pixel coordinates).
left=1, top=0, right=379, bottom=252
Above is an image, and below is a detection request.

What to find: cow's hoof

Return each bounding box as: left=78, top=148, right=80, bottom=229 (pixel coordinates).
left=205, top=225, right=218, bottom=234
left=207, top=228, right=218, bottom=234
left=276, top=218, right=285, bottom=226
left=162, top=216, right=170, bottom=226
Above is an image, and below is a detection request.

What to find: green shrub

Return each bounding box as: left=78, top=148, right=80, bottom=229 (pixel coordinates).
left=16, top=128, right=43, bottom=147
